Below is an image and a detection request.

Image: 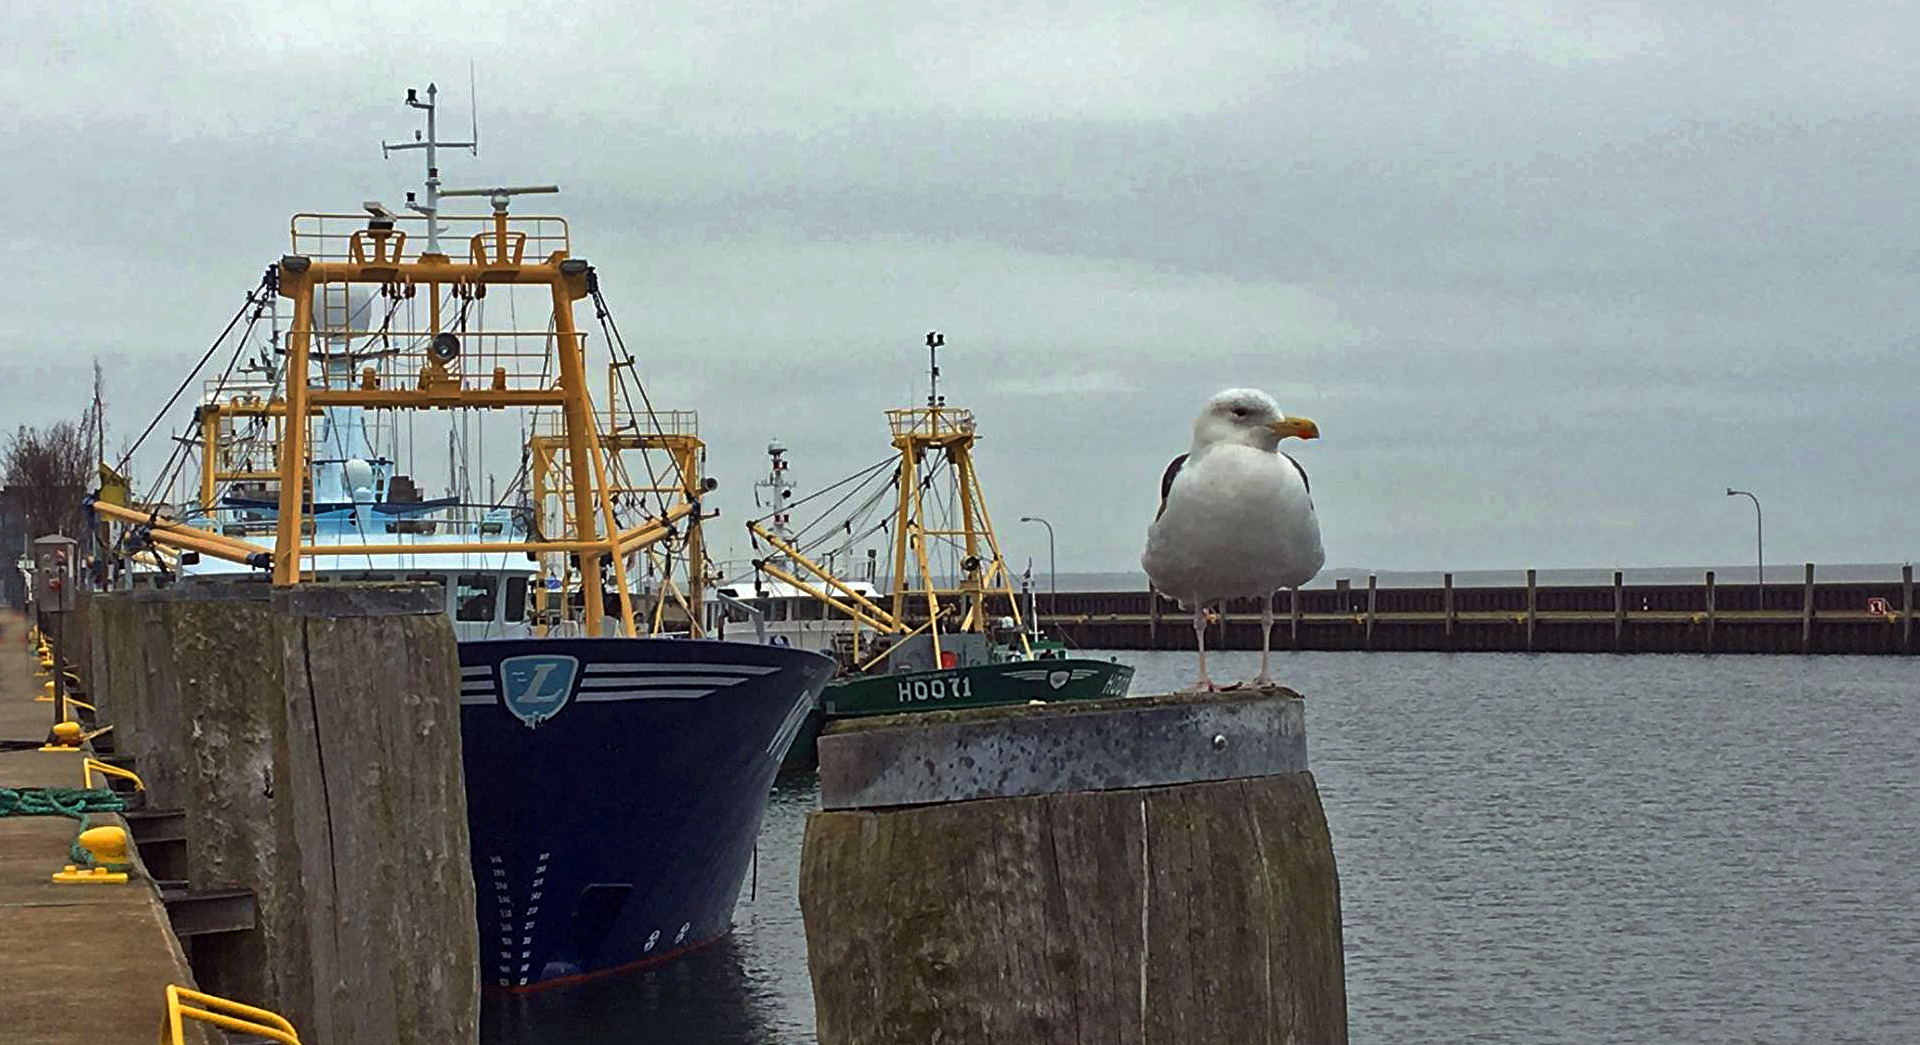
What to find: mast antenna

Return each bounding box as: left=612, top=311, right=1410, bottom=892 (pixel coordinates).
left=924, top=331, right=944, bottom=406
left=381, top=80, right=479, bottom=255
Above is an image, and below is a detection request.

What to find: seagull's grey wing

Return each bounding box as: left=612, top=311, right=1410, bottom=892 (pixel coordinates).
left=1155, top=453, right=1189, bottom=520
left=1282, top=452, right=1311, bottom=496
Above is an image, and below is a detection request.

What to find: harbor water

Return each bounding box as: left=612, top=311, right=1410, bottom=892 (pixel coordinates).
left=482, top=651, right=1920, bottom=1044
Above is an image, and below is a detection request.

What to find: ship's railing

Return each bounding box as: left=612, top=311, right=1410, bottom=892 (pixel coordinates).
left=887, top=406, right=976, bottom=441
left=532, top=408, right=700, bottom=441
left=199, top=379, right=279, bottom=406
left=289, top=212, right=571, bottom=265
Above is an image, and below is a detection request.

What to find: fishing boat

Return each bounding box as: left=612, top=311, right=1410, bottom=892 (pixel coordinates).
left=89, top=85, right=832, bottom=990
left=735, top=333, right=1133, bottom=765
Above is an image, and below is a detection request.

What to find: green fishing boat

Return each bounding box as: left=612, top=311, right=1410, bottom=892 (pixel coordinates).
left=741, top=332, right=1134, bottom=767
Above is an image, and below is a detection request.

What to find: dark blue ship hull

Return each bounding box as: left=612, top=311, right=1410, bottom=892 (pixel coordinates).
left=456, top=637, right=833, bottom=991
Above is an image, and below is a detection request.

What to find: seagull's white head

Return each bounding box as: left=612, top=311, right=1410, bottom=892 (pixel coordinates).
left=1192, top=388, right=1320, bottom=453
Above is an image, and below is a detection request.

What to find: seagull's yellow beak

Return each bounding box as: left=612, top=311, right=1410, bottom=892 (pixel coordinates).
left=1266, top=416, right=1320, bottom=440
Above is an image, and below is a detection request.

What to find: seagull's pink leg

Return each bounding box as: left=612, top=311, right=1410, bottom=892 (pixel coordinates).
left=1249, top=595, right=1277, bottom=687
left=1188, top=601, right=1217, bottom=692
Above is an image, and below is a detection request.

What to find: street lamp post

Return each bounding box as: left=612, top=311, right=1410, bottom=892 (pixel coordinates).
left=1018, top=516, right=1057, bottom=623
left=1725, top=488, right=1764, bottom=600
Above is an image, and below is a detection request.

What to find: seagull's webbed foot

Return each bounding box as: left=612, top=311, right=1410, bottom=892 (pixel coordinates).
left=1242, top=673, right=1278, bottom=690
left=1182, top=675, right=1221, bottom=693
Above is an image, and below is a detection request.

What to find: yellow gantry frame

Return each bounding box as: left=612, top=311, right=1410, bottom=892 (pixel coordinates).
left=97, top=214, right=694, bottom=641
left=528, top=427, right=706, bottom=635
left=748, top=403, right=1030, bottom=659
left=270, top=247, right=626, bottom=635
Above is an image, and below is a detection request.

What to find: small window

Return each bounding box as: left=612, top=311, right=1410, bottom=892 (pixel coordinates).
left=455, top=574, right=499, bottom=622
left=504, top=576, right=529, bottom=622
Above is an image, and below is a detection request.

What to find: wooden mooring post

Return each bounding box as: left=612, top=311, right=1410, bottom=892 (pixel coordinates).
left=1704, top=570, right=1716, bottom=652
left=90, top=583, right=477, bottom=1045
left=1364, top=574, right=1377, bottom=649
left=1612, top=571, right=1625, bottom=652
left=1904, top=564, right=1913, bottom=653
left=1290, top=586, right=1302, bottom=649
left=1442, top=572, right=1455, bottom=650
left=801, top=690, right=1346, bottom=1045
left=1525, top=568, right=1537, bottom=651
left=1802, top=563, right=1816, bottom=652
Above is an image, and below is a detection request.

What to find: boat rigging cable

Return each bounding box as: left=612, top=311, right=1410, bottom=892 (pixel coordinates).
left=588, top=271, right=686, bottom=524
left=127, top=273, right=281, bottom=521
left=113, top=267, right=277, bottom=486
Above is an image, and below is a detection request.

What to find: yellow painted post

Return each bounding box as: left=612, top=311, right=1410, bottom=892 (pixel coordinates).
left=909, top=470, right=943, bottom=665
left=890, top=441, right=915, bottom=624
left=199, top=408, right=220, bottom=510
left=952, top=437, right=985, bottom=633
left=679, top=441, right=707, bottom=634
left=550, top=279, right=606, bottom=637
left=529, top=443, right=550, bottom=630
left=273, top=267, right=315, bottom=585
left=581, top=424, right=638, bottom=636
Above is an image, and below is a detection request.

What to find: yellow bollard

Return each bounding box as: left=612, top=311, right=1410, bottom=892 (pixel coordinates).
left=51, top=826, right=132, bottom=885
left=37, top=679, right=56, bottom=703
left=39, top=720, right=84, bottom=753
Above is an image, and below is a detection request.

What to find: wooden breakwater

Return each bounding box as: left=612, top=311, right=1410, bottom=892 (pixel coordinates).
left=1015, top=565, right=1915, bottom=654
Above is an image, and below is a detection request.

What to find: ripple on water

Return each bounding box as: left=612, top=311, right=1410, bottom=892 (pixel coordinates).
left=486, top=652, right=1920, bottom=1045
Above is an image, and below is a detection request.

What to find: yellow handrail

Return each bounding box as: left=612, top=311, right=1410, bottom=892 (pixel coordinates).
left=161, top=985, right=302, bottom=1045
left=83, top=758, right=145, bottom=791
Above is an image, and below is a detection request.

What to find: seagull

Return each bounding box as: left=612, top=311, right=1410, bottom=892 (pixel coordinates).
left=1142, top=388, right=1324, bottom=691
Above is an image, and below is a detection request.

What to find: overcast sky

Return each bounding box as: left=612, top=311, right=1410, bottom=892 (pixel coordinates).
left=3, top=0, right=1915, bottom=575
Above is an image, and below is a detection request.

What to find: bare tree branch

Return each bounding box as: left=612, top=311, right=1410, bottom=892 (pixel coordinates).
left=5, top=419, right=94, bottom=539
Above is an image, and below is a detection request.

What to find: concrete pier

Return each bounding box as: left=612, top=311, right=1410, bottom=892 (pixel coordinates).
left=801, top=689, right=1346, bottom=1045
left=0, top=612, right=205, bottom=1045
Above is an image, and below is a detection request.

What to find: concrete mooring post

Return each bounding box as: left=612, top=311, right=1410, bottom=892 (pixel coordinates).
left=800, top=689, right=1347, bottom=1045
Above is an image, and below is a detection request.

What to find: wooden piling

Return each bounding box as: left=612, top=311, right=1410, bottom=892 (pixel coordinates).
left=801, top=690, right=1346, bottom=1045
left=1903, top=564, right=1913, bottom=653
left=1289, top=586, right=1301, bottom=649
left=1525, top=568, right=1537, bottom=652
left=168, top=583, right=311, bottom=1024
left=91, top=582, right=476, bottom=1045
left=274, top=583, right=477, bottom=1045
left=1364, top=574, right=1377, bottom=650
left=1704, top=571, right=1716, bottom=652
left=1802, top=563, right=1816, bottom=652
left=1442, top=573, right=1455, bottom=650
left=1612, top=571, right=1624, bottom=652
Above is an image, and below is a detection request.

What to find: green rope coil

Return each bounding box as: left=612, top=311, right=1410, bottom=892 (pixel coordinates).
left=0, top=787, right=131, bottom=872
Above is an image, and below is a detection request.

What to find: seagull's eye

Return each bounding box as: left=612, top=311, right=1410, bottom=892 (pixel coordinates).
left=1231, top=407, right=1248, bottom=418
